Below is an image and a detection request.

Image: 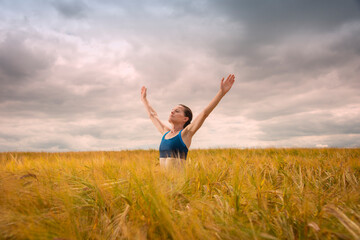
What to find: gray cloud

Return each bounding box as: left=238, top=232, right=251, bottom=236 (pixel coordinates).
left=204, top=0, right=360, bottom=74
left=208, top=0, right=360, bottom=42
left=52, top=0, right=88, bottom=19
left=258, top=110, right=360, bottom=141
left=0, top=33, right=53, bottom=83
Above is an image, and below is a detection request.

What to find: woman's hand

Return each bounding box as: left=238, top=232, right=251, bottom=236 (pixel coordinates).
left=141, top=86, right=147, bottom=101
left=220, top=74, right=235, bottom=95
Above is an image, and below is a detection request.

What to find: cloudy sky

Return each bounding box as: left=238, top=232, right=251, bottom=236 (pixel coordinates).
left=1, top=0, right=360, bottom=152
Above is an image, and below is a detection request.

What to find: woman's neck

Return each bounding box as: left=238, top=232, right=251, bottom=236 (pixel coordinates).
left=170, top=124, right=183, bottom=133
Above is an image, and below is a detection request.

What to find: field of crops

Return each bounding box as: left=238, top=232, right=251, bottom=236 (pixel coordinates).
left=0, top=148, right=359, bottom=239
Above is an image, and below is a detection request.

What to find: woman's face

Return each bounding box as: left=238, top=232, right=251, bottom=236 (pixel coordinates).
left=168, top=105, right=187, bottom=124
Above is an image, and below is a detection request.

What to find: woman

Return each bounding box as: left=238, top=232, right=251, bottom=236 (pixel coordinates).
left=141, top=74, right=235, bottom=168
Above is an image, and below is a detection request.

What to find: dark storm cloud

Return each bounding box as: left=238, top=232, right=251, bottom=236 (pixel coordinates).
left=0, top=33, right=53, bottom=83
left=208, top=0, right=360, bottom=43
left=261, top=23, right=360, bottom=80
left=52, top=0, right=88, bottom=18
left=204, top=0, right=360, bottom=72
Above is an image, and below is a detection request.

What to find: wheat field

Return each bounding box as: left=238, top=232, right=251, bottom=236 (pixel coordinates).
left=0, top=148, right=359, bottom=240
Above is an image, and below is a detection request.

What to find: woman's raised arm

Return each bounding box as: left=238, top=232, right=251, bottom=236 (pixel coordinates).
left=184, top=74, right=235, bottom=137
left=141, top=86, right=170, bottom=135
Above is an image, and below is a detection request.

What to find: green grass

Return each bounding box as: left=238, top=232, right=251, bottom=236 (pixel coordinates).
left=0, top=148, right=359, bottom=239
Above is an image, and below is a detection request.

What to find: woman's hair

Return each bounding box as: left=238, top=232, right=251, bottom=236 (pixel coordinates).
left=179, top=104, right=192, bottom=128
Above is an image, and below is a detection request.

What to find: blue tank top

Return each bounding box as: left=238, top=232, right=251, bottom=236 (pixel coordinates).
left=159, top=130, right=188, bottom=159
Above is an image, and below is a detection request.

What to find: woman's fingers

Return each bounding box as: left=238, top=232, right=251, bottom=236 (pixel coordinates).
left=220, top=74, right=235, bottom=93
left=224, top=74, right=235, bottom=84
left=230, top=74, right=235, bottom=83
left=226, top=74, right=232, bottom=82
left=141, top=86, right=147, bottom=99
